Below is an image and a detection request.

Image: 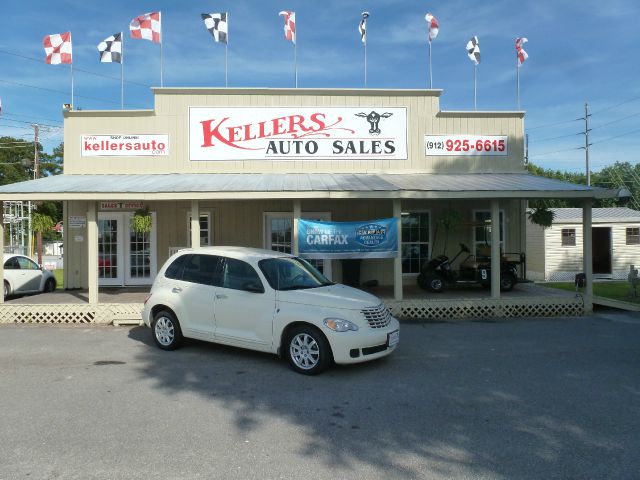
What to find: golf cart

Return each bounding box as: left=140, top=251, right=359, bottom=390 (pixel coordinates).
left=417, top=243, right=520, bottom=293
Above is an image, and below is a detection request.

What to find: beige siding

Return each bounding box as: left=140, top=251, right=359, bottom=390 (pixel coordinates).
left=525, top=219, right=546, bottom=281
left=64, top=89, right=524, bottom=175
left=545, top=224, right=584, bottom=281
left=66, top=198, right=524, bottom=288
left=610, top=224, right=640, bottom=278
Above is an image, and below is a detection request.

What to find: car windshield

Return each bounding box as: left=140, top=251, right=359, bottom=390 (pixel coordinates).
left=259, top=257, right=333, bottom=291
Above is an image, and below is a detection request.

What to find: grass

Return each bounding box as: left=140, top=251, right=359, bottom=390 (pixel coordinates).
left=543, top=281, right=640, bottom=304
left=53, top=269, right=64, bottom=289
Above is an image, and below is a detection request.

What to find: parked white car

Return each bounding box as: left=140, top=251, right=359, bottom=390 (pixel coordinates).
left=3, top=254, right=57, bottom=299
left=142, top=247, right=400, bottom=375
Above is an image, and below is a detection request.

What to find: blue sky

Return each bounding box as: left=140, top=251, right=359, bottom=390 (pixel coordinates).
left=0, top=0, right=637, bottom=173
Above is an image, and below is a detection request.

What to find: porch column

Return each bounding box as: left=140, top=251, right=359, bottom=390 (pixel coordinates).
left=582, top=199, right=594, bottom=313
left=0, top=216, right=4, bottom=304
left=490, top=199, right=501, bottom=299
left=292, top=199, right=301, bottom=256
left=87, top=201, right=98, bottom=305
left=190, top=200, right=200, bottom=249
left=393, top=199, right=403, bottom=301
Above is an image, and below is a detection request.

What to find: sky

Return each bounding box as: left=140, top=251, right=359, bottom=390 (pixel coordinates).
left=0, top=0, right=637, bottom=173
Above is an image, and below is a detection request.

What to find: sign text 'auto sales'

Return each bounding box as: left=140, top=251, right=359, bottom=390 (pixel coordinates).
left=189, top=107, right=407, bottom=161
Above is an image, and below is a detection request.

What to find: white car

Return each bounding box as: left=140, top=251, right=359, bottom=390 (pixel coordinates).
left=3, top=254, right=57, bottom=299
left=142, top=247, right=400, bottom=375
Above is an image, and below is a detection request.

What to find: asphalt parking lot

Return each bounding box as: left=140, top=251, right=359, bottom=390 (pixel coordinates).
left=1, top=310, right=639, bottom=480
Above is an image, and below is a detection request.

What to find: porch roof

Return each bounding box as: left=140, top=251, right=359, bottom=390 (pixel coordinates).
left=0, top=172, right=621, bottom=201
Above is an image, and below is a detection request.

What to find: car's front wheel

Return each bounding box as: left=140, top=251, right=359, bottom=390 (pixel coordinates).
left=44, top=278, right=56, bottom=293
left=152, top=310, right=183, bottom=351
left=285, top=325, right=332, bottom=375
left=3, top=281, right=9, bottom=300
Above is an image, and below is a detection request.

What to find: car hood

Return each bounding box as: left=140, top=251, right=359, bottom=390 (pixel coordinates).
left=277, top=283, right=382, bottom=310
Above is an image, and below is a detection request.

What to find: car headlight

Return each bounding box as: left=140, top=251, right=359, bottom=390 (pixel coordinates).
left=323, top=318, right=359, bottom=332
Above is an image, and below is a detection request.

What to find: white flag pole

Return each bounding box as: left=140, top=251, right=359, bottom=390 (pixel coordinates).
left=474, top=63, right=477, bottom=110
left=121, top=32, right=124, bottom=109
left=225, top=12, right=229, bottom=88
left=429, top=40, right=433, bottom=89
left=364, top=33, right=367, bottom=88
left=159, top=11, right=163, bottom=87
left=70, top=62, right=74, bottom=108
left=294, top=38, right=298, bottom=88
left=516, top=55, right=521, bottom=110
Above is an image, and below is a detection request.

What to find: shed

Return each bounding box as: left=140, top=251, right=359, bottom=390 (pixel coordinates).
left=526, top=207, right=640, bottom=281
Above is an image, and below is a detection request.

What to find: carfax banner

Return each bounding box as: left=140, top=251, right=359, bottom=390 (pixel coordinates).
left=189, top=107, right=407, bottom=161
left=297, top=218, right=398, bottom=259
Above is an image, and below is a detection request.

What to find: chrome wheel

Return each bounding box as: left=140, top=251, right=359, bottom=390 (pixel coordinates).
left=289, top=333, right=320, bottom=370
left=154, top=316, right=175, bottom=347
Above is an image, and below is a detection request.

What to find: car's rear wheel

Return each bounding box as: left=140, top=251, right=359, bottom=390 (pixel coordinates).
left=152, top=310, right=183, bottom=351
left=285, top=325, right=332, bottom=375
left=4, top=281, right=9, bottom=300
left=44, top=278, right=56, bottom=293
left=500, top=273, right=516, bottom=292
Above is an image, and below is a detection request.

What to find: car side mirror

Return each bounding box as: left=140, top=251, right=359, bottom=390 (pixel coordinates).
left=242, top=282, right=264, bottom=293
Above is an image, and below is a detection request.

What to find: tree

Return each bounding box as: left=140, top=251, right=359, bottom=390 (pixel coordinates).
left=32, top=212, right=55, bottom=265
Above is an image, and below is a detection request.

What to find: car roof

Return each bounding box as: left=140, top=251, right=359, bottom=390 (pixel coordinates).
left=3, top=253, right=32, bottom=260
left=174, top=246, right=294, bottom=262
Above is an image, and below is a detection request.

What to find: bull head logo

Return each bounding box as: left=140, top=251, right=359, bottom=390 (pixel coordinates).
left=355, top=111, right=393, bottom=135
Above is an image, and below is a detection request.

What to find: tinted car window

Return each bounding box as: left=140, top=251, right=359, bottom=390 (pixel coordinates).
left=17, top=257, right=39, bottom=270
left=165, top=254, right=188, bottom=280
left=181, top=254, right=221, bottom=286
left=4, top=257, right=20, bottom=270
left=221, top=257, right=264, bottom=292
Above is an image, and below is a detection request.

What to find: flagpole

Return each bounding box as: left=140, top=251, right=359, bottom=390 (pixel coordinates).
left=225, top=12, right=229, bottom=88
left=159, top=11, right=163, bottom=87
left=121, top=32, right=125, bottom=109
left=429, top=41, right=433, bottom=89
left=516, top=57, right=521, bottom=110
left=474, top=64, right=477, bottom=110
left=364, top=37, right=367, bottom=88
left=70, top=62, right=74, bottom=108
left=294, top=40, right=298, bottom=88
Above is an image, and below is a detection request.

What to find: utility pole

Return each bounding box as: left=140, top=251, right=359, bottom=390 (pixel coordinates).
left=524, top=133, right=529, bottom=165
left=32, top=124, right=41, bottom=264
left=581, top=103, right=592, bottom=186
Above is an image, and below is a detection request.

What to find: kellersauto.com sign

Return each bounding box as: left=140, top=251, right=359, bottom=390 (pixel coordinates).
left=81, top=135, right=169, bottom=157
left=189, top=107, right=408, bottom=161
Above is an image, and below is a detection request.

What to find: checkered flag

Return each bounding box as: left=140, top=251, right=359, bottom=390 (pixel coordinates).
left=466, top=36, right=480, bottom=65
left=359, top=12, right=369, bottom=44
left=130, top=12, right=161, bottom=43
left=202, top=13, right=228, bottom=44
left=97, top=33, right=122, bottom=63
left=43, top=32, right=72, bottom=64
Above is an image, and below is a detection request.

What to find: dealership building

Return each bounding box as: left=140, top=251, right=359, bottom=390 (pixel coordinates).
left=0, top=88, right=621, bottom=321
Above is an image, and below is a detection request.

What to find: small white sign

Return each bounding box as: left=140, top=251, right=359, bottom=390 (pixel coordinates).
left=81, top=134, right=169, bottom=157
left=189, top=107, right=408, bottom=161
left=425, top=135, right=508, bottom=156
left=74, top=235, right=84, bottom=242
left=68, top=216, right=86, bottom=228
left=100, top=201, right=145, bottom=210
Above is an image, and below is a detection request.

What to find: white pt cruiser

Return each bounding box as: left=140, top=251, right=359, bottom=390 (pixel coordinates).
left=142, top=247, right=399, bottom=375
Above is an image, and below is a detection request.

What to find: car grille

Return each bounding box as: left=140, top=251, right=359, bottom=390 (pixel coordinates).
left=361, top=304, right=392, bottom=329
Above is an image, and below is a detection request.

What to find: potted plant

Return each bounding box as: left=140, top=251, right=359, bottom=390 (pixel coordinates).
left=131, top=207, right=152, bottom=234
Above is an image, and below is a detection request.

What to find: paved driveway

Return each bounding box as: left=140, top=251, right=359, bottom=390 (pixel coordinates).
left=1, top=311, right=638, bottom=479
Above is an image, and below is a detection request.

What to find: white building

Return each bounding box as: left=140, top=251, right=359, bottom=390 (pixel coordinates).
left=527, top=207, right=640, bottom=281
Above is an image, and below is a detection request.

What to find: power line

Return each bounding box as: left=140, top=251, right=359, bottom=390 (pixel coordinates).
left=0, top=117, right=61, bottom=129
left=526, top=118, right=580, bottom=131
left=529, top=146, right=582, bottom=157
left=591, top=127, right=640, bottom=146
left=590, top=95, right=640, bottom=115
left=529, top=132, right=582, bottom=143
left=590, top=111, right=640, bottom=131
left=0, top=48, right=152, bottom=89
left=2, top=112, right=63, bottom=125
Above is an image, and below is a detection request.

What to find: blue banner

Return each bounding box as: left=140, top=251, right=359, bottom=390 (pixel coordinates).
left=298, top=218, right=398, bottom=259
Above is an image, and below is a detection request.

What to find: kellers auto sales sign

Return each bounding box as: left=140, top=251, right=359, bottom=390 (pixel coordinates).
left=189, top=107, right=407, bottom=161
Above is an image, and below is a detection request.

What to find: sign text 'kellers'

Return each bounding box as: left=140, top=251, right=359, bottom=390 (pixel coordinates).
left=189, top=107, right=407, bottom=161
left=81, top=135, right=169, bottom=157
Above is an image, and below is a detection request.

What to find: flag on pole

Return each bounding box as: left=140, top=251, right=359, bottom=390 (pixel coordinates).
left=130, top=12, right=161, bottom=43
left=425, top=13, right=439, bottom=42
left=43, top=32, right=72, bottom=64
left=359, top=12, right=369, bottom=44
left=516, top=37, right=528, bottom=66
left=97, top=33, right=122, bottom=63
left=466, top=36, right=480, bottom=64
left=279, top=11, right=296, bottom=44
left=202, top=13, right=228, bottom=43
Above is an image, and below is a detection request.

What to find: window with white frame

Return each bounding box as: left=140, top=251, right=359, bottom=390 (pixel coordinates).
left=561, top=228, right=576, bottom=246
left=474, top=210, right=504, bottom=257
left=626, top=227, right=640, bottom=245
left=187, top=212, right=212, bottom=247
left=401, top=212, right=430, bottom=274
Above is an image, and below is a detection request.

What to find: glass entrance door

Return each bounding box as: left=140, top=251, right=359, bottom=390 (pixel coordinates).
left=98, top=212, right=157, bottom=286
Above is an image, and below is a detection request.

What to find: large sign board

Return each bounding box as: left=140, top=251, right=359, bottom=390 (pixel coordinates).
left=81, top=134, right=169, bottom=157
left=425, top=135, right=508, bottom=156
left=298, top=218, right=398, bottom=259
left=189, top=107, right=407, bottom=161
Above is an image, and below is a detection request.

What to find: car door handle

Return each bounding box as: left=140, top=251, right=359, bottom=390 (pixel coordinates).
left=171, top=287, right=182, bottom=293
left=215, top=294, right=227, bottom=300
